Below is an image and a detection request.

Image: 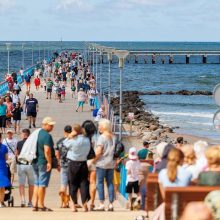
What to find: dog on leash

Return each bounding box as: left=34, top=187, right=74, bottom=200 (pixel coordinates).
left=59, top=191, right=70, bottom=208
left=132, top=197, right=141, bottom=211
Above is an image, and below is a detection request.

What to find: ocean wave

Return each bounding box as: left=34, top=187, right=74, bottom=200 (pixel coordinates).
left=152, top=110, right=213, bottom=119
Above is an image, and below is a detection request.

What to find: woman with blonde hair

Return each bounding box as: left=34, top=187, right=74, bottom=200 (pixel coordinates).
left=198, top=146, right=220, bottom=186
left=182, top=146, right=201, bottom=181
left=95, top=119, right=115, bottom=211
left=158, top=148, right=192, bottom=197
left=152, top=148, right=192, bottom=220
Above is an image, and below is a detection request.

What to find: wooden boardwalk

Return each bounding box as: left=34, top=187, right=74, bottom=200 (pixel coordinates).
left=0, top=80, right=146, bottom=220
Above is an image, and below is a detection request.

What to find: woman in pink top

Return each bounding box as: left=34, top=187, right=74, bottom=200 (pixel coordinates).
left=4, top=97, right=13, bottom=128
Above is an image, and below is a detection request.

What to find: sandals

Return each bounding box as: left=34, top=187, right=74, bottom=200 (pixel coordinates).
left=32, top=207, right=38, bottom=212
left=38, top=207, right=53, bottom=212
left=90, top=204, right=95, bottom=211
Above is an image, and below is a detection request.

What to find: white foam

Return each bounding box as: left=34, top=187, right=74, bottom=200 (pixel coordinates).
left=152, top=110, right=213, bottom=119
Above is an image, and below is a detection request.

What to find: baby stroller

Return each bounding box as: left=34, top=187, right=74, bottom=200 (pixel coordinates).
left=3, top=164, right=14, bottom=207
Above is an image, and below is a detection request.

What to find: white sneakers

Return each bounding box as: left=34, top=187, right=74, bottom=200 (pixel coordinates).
left=95, top=203, right=114, bottom=211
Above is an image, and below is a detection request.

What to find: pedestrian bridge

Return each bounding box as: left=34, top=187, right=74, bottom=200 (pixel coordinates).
left=0, top=71, right=147, bottom=220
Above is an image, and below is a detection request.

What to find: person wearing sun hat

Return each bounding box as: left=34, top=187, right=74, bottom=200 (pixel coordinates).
left=32, top=117, right=56, bottom=212
left=125, top=147, right=141, bottom=210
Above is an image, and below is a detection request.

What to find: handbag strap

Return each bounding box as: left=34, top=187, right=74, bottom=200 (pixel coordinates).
left=4, top=138, right=15, bottom=155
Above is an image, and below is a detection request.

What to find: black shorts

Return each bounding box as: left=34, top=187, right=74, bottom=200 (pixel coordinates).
left=0, top=115, right=6, bottom=128
left=27, top=112, right=37, bottom=118
left=63, top=78, right=67, bottom=82
left=47, top=88, right=52, bottom=93
left=126, top=181, right=139, bottom=194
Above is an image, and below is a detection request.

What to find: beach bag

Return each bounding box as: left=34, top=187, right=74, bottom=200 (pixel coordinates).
left=93, top=109, right=98, bottom=117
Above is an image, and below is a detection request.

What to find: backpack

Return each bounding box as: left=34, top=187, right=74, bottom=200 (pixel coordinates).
left=71, top=85, right=76, bottom=92
left=93, top=109, right=99, bottom=117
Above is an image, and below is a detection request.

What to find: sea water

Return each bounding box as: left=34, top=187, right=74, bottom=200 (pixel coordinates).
left=0, top=41, right=220, bottom=140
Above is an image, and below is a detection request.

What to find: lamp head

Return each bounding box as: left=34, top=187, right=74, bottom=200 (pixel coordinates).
left=6, top=43, right=11, bottom=50
left=114, top=50, right=129, bottom=68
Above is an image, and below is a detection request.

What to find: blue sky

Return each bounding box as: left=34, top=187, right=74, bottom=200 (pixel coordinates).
left=0, top=0, right=219, bottom=41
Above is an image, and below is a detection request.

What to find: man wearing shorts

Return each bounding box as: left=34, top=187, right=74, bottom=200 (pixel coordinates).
left=16, top=129, right=34, bottom=207
left=3, top=130, right=18, bottom=185
left=32, top=117, right=56, bottom=211
left=26, top=93, right=39, bottom=129
left=0, top=98, right=7, bottom=134
left=46, top=78, right=53, bottom=99
left=55, top=125, right=72, bottom=193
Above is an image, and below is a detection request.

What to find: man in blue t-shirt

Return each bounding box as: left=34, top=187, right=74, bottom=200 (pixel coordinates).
left=25, top=93, right=39, bottom=129
left=24, top=74, right=31, bottom=91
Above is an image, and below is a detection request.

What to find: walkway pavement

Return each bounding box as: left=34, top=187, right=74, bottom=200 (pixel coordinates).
left=0, top=81, right=146, bottom=220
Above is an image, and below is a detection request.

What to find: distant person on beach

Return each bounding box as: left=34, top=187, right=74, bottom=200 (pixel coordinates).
left=16, top=129, right=34, bottom=207
left=138, top=141, right=149, bottom=160
left=25, top=93, right=39, bottom=129
left=32, top=117, right=56, bottom=212
left=176, top=137, right=184, bottom=149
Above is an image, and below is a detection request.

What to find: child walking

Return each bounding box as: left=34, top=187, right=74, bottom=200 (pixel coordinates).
left=125, top=147, right=141, bottom=210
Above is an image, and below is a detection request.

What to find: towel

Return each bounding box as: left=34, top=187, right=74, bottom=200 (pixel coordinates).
left=18, top=128, right=41, bottom=164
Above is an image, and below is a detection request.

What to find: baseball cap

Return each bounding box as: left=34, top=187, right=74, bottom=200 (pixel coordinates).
left=42, top=117, right=56, bottom=125
left=6, top=129, right=14, bottom=134
left=129, top=147, right=138, bottom=160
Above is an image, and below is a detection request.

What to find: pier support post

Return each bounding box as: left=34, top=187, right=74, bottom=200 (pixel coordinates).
left=152, top=54, right=156, bottom=64
left=203, top=55, right=207, bottom=64
left=169, top=55, right=174, bottom=64
left=135, top=55, right=138, bottom=64
left=186, top=55, right=190, bottom=64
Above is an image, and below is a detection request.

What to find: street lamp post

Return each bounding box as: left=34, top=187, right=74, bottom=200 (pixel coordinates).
left=47, top=42, right=50, bottom=60
left=38, top=44, right=41, bottom=63
left=32, top=42, right=34, bottom=66
left=114, top=50, right=129, bottom=141
left=5, top=43, right=11, bottom=75
left=92, top=46, right=95, bottom=74
left=104, top=48, right=114, bottom=118
left=22, top=43, right=25, bottom=69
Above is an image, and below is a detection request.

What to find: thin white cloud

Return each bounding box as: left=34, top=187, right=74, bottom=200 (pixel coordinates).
left=0, top=0, right=16, bottom=12
left=55, top=0, right=93, bottom=11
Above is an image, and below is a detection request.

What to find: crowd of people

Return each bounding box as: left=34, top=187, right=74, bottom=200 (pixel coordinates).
left=0, top=51, right=219, bottom=219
